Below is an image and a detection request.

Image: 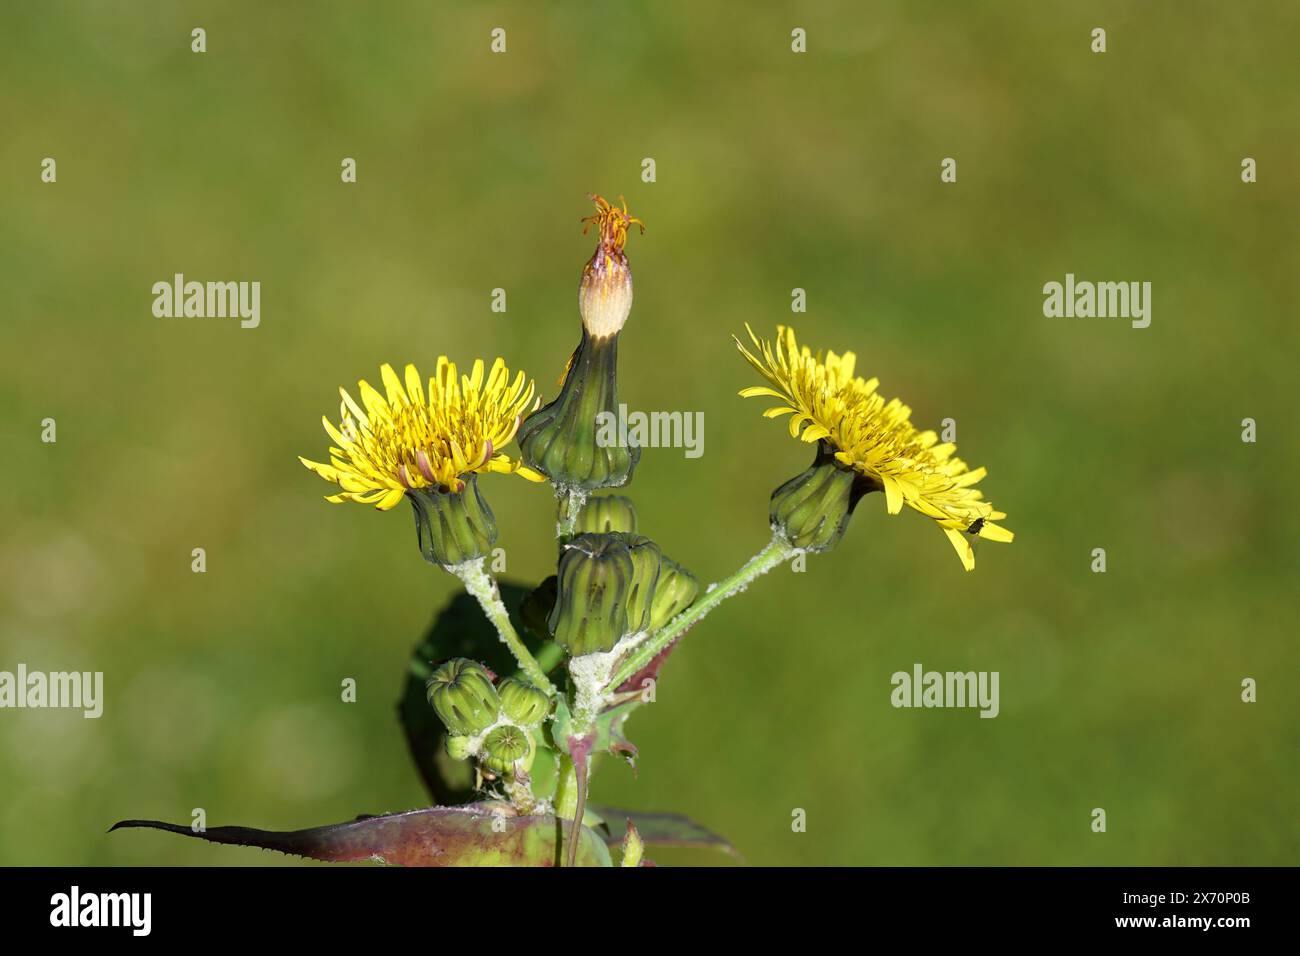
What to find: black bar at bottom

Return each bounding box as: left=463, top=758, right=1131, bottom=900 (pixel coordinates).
left=0, top=866, right=1289, bottom=941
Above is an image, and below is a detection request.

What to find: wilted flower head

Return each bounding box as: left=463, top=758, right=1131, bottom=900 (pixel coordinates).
left=300, top=357, right=543, bottom=510
left=578, top=194, right=643, bottom=338
left=517, top=196, right=644, bottom=491
left=736, top=325, right=1013, bottom=570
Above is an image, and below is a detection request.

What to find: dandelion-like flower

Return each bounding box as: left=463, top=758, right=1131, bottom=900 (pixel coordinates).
left=301, top=357, right=542, bottom=509
left=736, top=325, right=1013, bottom=569
left=301, top=357, right=543, bottom=566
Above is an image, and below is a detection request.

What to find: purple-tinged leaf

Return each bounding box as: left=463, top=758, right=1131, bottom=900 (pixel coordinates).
left=111, top=803, right=612, bottom=867
left=589, top=806, right=740, bottom=859
left=614, top=625, right=694, bottom=694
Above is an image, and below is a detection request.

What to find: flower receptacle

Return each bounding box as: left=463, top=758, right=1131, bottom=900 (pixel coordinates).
left=409, top=475, right=499, bottom=568
left=770, top=441, right=879, bottom=552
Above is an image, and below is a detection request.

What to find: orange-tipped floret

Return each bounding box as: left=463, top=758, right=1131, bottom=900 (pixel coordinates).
left=582, top=194, right=644, bottom=257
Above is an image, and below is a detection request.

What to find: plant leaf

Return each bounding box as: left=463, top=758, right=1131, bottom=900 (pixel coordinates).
left=588, top=806, right=740, bottom=859
left=111, top=803, right=612, bottom=867
left=613, top=628, right=690, bottom=694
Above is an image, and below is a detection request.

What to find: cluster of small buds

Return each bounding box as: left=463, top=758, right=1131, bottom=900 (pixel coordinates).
left=427, top=658, right=551, bottom=779
left=534, top=494, right=700, bottom=664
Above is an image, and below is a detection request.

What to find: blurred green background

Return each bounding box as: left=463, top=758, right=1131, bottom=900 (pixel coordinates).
left=2, top=1, right=1297, bottom=866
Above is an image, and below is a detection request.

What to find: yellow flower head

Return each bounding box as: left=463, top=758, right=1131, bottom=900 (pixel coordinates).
left=300, top=358, right=544, bottom=510
left=735, top=325, right=1013, bottom=570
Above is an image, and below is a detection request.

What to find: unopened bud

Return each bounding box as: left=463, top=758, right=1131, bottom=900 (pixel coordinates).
left=549, top=533, right=636, bottom=656
left=621, top=533, right=662, bottom=635
left=481, top=724, right=535, bottom=775
left=647, top=556, right=699, bottom=631
left=445, top=734, right=475, bottom=761
left=497, top=677, right=550, bottom=726
left=575, top=495, right=638, bottom=535
left=426, top=658, right=501, bottom=736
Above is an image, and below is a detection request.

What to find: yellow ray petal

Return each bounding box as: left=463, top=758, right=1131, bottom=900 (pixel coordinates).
left=944, top=527, right=976, bottom=571
left=378, top=364, right=404, bottom=406
left=739, top=386, right=788, bottom=400
left=881, top=474, right=904, bottom=515
left=979, top=522, right=1014, bottom=543
left=404, top=363, right=425, bottom=406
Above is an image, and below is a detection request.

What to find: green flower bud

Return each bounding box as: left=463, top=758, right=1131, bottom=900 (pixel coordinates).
left=621, top=533, right=662, bottom=635
left=481, top=725, right=535, bottom=775
left=575, top=495, right=638, bottom=535
left=517, top=331, right=639, bottom=492
left=426, top=658, right=501, bottom=736
left=549, top=533, right=636, bottom=656
left=647, top=556, right=699, bottom=632
left=408, top=475, right=498, bottom=567
left=770, top=441, right=878, bottom=552
left=497, top=677, right=550, bottom=726
left=444, top=734, right=475, bottom=762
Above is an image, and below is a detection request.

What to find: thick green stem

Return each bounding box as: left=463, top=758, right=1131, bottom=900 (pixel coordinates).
left=605, top=535, right=796, bottom=691
left=452, top=558, right=557, bottom=696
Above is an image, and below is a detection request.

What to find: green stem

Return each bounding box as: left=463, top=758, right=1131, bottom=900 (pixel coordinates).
left=555, top=488, right=587, bottom=541
left=554, top=756, right=579, bottom=819
left=452, top=558, right=557, bottom=696
left=567, top=760, right=590, bottom=868
left=554, top=754, right=583, bottom=867
left=605, top=534, right=796, bottom=691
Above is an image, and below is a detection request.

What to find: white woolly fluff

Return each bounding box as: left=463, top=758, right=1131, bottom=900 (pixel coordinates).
left=568, top=631, right=646, bottom=724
